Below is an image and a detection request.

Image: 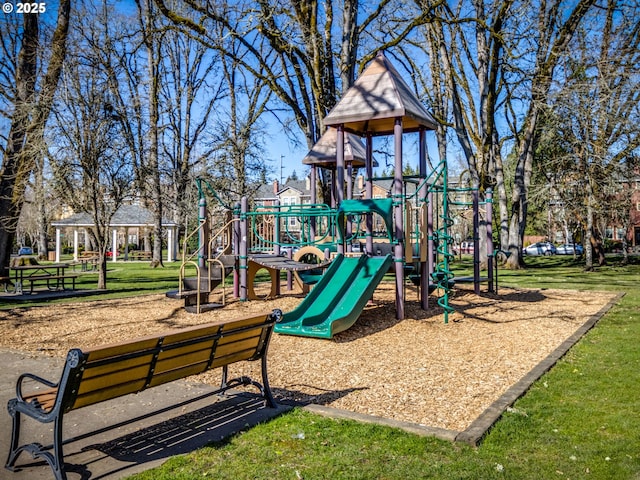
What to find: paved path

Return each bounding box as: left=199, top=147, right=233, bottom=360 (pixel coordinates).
left=0, top=349, right=289, bottom=479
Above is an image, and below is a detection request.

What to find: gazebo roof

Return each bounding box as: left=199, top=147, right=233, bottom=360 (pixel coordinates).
left=323, top=51, right=437, bottom=135
left=302, top=128, right=378, bottom=168
left=51, top=204, right=178, bottom=228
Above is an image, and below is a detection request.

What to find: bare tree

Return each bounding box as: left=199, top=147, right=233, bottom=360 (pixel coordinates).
left=200, top=10, right=273, bottom=205
left=503, top=0, right=596, bottom=267
left=0, top=0, right=71, bottom=276
left=50, top=36, right=133, bottom=289
left=159, top=29, right=224, bottom=243
left=538, top=0, right=640, bottom=269
left=154, top=0, right=431, bottom=145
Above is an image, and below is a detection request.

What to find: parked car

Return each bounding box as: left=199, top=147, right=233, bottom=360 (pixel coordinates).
left=453, top=240, right=475, bottom=255
left=522, top=241, right=557, bottom=256
left=17, top=246, right=33, bottom=256
left=556, top=243, right=584, bottom=255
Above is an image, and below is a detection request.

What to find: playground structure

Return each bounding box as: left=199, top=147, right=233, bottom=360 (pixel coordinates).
left=168, top=52, right=497, bottom=336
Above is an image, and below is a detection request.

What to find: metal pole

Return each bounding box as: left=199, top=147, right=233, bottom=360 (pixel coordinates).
left=240, top=197, right=248, bottom=301
left=198, top=197, right=208, bottom=269
left=418, top=128, right=429, bottom=310
left=473, top=188, right=480, bottom=295
left=233, top=202, right=240, bottom=297
left=366, top=134, right=373, bottom=256
left=486, top=189, right=494, bottom=293
left=310, top=165, right=317, bottom=241
left=346, top=161, right=353, bottom=250
left=394, top=118, right=404, bottom=320
left=427, top=191, right=434, bottom=300
left=336, top=125, right=345, bottom=255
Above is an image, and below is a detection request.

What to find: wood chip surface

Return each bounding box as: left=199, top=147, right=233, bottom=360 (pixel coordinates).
left=0, top=283, right=617, bottom=431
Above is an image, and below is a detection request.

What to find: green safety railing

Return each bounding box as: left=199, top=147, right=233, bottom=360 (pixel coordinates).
left=245, top=203, right=340, bottom=251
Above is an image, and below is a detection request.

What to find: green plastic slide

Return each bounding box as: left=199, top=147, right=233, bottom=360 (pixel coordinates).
left=275, top=254, right=393, bottom=339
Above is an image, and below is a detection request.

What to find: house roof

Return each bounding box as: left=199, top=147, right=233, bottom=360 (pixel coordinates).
left=51, top=204, right=178, bottom=228
left=302, top=127, right=378, bottom=168
left=323, top=51, right=437, bottom=135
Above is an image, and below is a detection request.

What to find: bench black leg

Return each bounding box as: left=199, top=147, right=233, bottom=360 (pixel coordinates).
left=5, top=401, right=22, bottom=471
left=5, top=400, right=68, bottom=480
left=50, top=416, right=67, bottom=480
left=220, top=363, right=276, bottom=408
left=261, top=355, right=277, bottom=408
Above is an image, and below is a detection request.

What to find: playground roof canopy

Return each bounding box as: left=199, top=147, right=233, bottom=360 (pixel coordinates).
left=323, top=51, right=437, bottom=135
left=302, top=127, right=378, bottom=168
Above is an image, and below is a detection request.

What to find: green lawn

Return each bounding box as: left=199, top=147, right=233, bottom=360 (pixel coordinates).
left=4, top=255, right=640, bottom=478
left=0, top=259, right=182, bottom=309
left=127, top=255, right=640, bottom=480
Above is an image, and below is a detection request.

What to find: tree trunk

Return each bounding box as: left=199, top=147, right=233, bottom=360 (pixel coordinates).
left=0, top=0, right=70, bottom=275
left=141, top=0, right=164, bottom=267
left=97, top=256, right=108, bottom=289
left=585, top=202, right=594, bottom=270
left=34, top=157, right=49, bottom=259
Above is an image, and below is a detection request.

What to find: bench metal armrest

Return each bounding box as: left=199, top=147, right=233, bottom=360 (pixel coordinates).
left=15, top=372, right=58, bottom=402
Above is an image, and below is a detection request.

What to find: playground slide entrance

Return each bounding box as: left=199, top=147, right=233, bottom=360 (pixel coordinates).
left=274, top=254, right=393, bottom=339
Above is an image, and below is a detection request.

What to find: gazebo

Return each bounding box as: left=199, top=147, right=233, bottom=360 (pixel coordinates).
left=50, top=204, right=179, bottom=263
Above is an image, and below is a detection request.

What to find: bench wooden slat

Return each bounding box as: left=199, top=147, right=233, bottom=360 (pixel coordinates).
left=159, top=324, right=223, bottom=345
left=22, top=389, right=58, bottom=413
left=84, top=338, right=160, bottom=361
left=73, top=379, right=149, bottom=409
left=155, top=348, right=214, bottom=375
left=76, top=362, right=153, bottom=396
left=212, top=347, right=264, bottom=369
left=148, top=363, right=214, bottom=387
left=80, top=353, right=155, bottom=379
left=213, top=337, right=261, bottom=358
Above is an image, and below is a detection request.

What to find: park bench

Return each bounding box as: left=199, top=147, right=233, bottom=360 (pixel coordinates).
left=5, top=309, right=283, bottom=480
left=74, top=251, right=99, bottom=271
left=128, top=250, right=152, bottom=261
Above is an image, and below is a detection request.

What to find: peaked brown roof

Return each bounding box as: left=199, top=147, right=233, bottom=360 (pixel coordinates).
left=323, top=52, right=437, bottom=135
left=302, top=127, right=378, bottom=168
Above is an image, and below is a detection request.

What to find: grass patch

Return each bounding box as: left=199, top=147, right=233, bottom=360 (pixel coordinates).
left=0, top=260, right=183, bottom=309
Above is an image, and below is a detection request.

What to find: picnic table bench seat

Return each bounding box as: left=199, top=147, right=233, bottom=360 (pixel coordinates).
left=21, top=273, right=78, bottom=293
left=5, top=309, right=283, bottom=480
left=0, top=276, right=13, bottom=292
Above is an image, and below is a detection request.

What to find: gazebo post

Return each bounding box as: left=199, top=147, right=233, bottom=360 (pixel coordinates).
left=73, top=230, right=79, bottom=262
left=112, top=229, right=118, bottom=262
left=55, top=228, right=61, bottom=263
left=167, top=226, right=174, bottom=262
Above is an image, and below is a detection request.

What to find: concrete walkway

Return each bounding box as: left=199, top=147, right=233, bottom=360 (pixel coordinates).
left=0, top=349, right=290, bottom=479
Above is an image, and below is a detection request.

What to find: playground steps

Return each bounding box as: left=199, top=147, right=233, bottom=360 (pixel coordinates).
left=166, top=255, right=235, bottom=313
